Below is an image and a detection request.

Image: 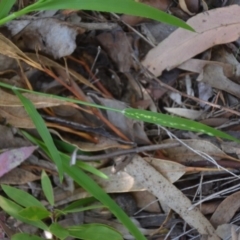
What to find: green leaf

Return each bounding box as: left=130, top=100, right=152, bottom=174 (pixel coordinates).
left=18, top=206, right=50, bottom=221
left=21, top=135, right=147, bottom=240
left=0, top=0, right=16, bottom=19
left=49, top=223, right=69, bottom=240
left=62, top=204, right=104, bottom=214
left=1, top=185, right=45, bottom=209
left=0, top=196, right=48, bottom=231
left=124, top=108, right=240, bottom=143
left=12, top=233, right=45, bottom=240
left=41, top=170, right=54, bottom=206
left=68, top=223, right=123, bottom=240
left=13, top=89, right=64, bottom=181
left=19, top=0, right=193, bottom=31
left=63, top=197, right=96, bottom=212
left=62, top=161, right=146, bottom=240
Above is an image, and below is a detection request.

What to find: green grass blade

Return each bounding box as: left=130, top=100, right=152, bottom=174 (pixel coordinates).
left=0, top=0, right=16, bottom=19
left=0, top=196, right=48, bottom=231
left=68, top=223, right=123, bottom=240
left=26, top=0, right=193, bottom=31
left=124, top=108, right=240, bottom=143
left=41, top=170, right=54, bottom=206
left=1, top=82, right=239, bottom=144
left=18, top=206, right=50, bottom=221
left=13, top=89, right=64, bottom=180
left=49, top=223, right=69, bottom=240
left=0, top=0, right=193, bottom=31
left=22, top=134, right=147, bottom=240
left=62, top=160, right=146, bottom=240
left=2, top=185, right=46, bottom=209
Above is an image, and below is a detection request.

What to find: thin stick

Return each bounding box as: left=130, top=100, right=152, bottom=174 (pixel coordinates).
left=76, top=142, right=180, bottom=161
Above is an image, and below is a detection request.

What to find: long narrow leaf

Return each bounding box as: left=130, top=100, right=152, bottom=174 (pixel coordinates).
left=0, top=196, right=48, bottom=231
left=0, top=0, right=16, bottom=19
left=41, top=171, right=54, bottom=206
left=22, top=135, right=147, bottom=240
left=7, top=0, right=193, bottom=31
left=1, top=83, right=238, bottom=144
left=2, top=185, right=45, bottom=209
left=124, top=108, right=240, bottom=143
left=34, top=0, right=193, bottom=30
left=12, top=233, right=45, bottom=240
left=13, top=89, right=64, bottom=180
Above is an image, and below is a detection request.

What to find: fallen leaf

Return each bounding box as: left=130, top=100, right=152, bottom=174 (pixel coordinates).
left=125, top=155, right=219, bottom=239
left=210, top=191, right=240, bottom=228
left=163, top=139, right=233, bottom=162
left=97, top=30, right=134, bottom=72
left=144, top=158, right=186, bottom=182
left=164, top=108, right=204, bottom=120
left=7, top=18, right=85, bottom=58
left=0, top=168, right=40, bottom=184
left=142, top=5, right=240, bottom=76
left=0, top=146, right=38, bottom=178
left=199, top=64, right=240, bottom=98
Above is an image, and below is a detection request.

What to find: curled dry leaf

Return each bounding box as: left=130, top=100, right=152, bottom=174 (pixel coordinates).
left=142, top=5, right=240, bottom=76
left=7, top=18, right=85, bottom=58
left=210, top=191, right=240, bottom=228
left=199, top=64, right=240, bottom=98
left=179, top=0, right=195, bottom=15
left=125, top=155, right=219, bottom=239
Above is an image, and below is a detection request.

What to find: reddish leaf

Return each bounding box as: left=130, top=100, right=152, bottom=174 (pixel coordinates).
left=0, top=146, right=38, bottom=178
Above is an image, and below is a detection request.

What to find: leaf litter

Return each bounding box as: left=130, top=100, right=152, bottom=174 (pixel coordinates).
left=1, top=1, right=240, bottom=239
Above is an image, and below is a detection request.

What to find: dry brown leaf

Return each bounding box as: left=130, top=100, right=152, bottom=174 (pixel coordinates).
left=92, top=158, right=186, bottom=194
left=50, top=129, right=128, bottom=152
left=0, top=168, right=39, bottom=184
left=144, top=158, right=186, bottom=182
left=0, top=106, right=34, bottom=128
left=142, top=5, right=240, bottom=76
left=125, top=155, right=219, bottom=239
left=0, top=88, right=65, bottom=108
left=199, top=64, right=240, bottom=98
left=0, top=125, right=29, bottom=148
left=210, top=191, right=240, bottom=228
left=178, top=59, right=235, bottom=78
left=163, top=139, right=232, bottom=162
left=97, top=30, right=134, bottom=72
left=132, top=191, right=161, bottom=213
